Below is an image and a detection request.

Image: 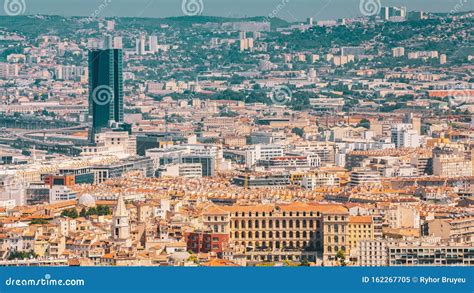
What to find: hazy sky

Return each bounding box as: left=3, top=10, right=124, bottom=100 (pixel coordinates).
left=2, top=0, right=473, bottom=21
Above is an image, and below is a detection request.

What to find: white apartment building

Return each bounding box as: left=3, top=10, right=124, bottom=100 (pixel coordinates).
left=391, top=124, right=421, bottom=148
left=245, top=144, right=284, bottom=167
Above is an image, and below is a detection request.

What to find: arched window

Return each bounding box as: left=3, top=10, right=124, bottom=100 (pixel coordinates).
left=327, top=246, right=332, bottom=253
left=282, top=231, right=287, bottom=238
left=248, top=220, right=252, bottom=229
left=269, top=231, right=273, bottom=238
left=276, top=231, right=280, bottom=238
left=262, top=231, right=266, bottom=238
left=235, top=231, right=239, bottom=238
left=241, top=231, right=245, bottom=238
left=334, top=235, right=339, bottom=243
left=248, top=231, right=252, bottom=238
left=234, top=220, right=239, bottom=229
left=296, top=231, right=300, bottom=238
left=303, top=231, right=307, bottom=238
left=255, top=231, right=259, bottom=238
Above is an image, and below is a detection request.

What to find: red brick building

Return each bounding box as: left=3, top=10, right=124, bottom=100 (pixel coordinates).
left=185, top=230, right=229, bottom=255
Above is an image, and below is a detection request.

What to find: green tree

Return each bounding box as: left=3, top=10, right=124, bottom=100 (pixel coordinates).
left=336, top=249, right=347, bottom=266
left=292, top=127, right=304, bottom=138
left=61, top=208, right=78, bottom=219
left=357, top=118, right=370, bottom=129
left=30, top=218, right=48, bottom=225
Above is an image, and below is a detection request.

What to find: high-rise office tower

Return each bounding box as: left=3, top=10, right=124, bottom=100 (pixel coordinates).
left=88, top=48, right=124, bottom=142
left=149, top=35, right=158, bottom=53
left=136, top=33, right=146, bottom=55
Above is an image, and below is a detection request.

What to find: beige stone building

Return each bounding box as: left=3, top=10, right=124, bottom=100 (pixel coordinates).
left=203, top=202, right=349, bottom=265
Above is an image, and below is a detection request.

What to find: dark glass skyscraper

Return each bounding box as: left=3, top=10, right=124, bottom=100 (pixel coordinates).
left=88, top=48, right=124, bottom=141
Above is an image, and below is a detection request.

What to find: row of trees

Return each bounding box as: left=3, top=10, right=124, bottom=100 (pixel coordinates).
left=8, top=250, right=38, bottom=260
left=61, top=205, right=112, bottom=219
